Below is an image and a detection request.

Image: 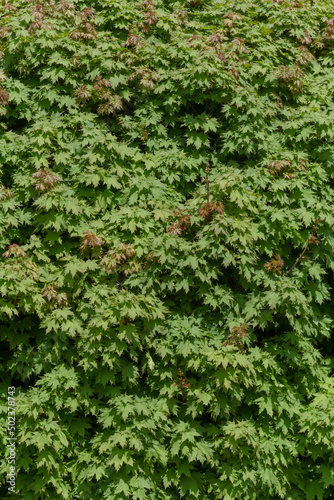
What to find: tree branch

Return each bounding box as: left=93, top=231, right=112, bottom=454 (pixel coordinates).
left=285, top=228, right=318, bottom=276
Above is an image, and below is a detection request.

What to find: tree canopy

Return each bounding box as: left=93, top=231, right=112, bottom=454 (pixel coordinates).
left=1, top=0, right=334, bottom=498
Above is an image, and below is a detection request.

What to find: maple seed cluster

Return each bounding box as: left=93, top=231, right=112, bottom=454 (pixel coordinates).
left=42, top=284, right=68, bottom=308
left=31, top=169, right=61, bottom=193
left=80, top=231, right=104, bottom=254
left=324, top=19, right=334, bottom=40
left=204, top=33, right=227, bottom=63
left=0, top=87, right=9, bottom=107
left=264, top=253, right=284, bottom=275
left=300, top=31, right=312, bottom=45
left=98, top=94, right=123, bottom=116
left=173, top=368, right=191, bottom=398
left=175, top=10, right=188, bottom=24
left=307, top=233, right=320, bottom=247
left=229, top=68, right=240, bottom=81
left=121, top=33, right=143, bottom=49
left=27, top=0, right=51, bottom=32
left=232, top=37, right=248, bottom=54
left=139, top=0, right=157, bottom=33
left=222, top=324, right=249, bottom=354
left=101, top=243, right=137, bottom=275
left=267, top=160, right=295, bottom=179
left=2, top=245, right=39, bottom=280
left=2, top=244, right=27, bottom=258
left=54, top=0, right=76, bottom=17
left=198, top=201, right=225, bottom=220
left=223, top=11, right=243, bottom=28
left=129, top=67, right=160, bottom=90
left=69, top=8, right=97, bottom=40
left=94, top=76, right=122, bottom=115
left=187, top=35, right=202, bottom=46
left=268, top=159, right=307, bottom=178
left=75, top=77, right=123, bottom=115
left=0, top=186, right=13, bottom=200
left=296, top=46, right=315, bottom=66
left=167, top=209, right=191, bottom=236
left=145, top=251, right=160, bottom=264
left=4, top=3, right=17, bottom=11
left=274, top=65, right=305, bottom=93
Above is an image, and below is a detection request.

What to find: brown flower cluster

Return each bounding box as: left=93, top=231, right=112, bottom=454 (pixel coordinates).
left=206, top=33, right=224, bottom=46
left=0, top=186, right=13, bottom=201
left=274, top=64, right=305, bottom=92
left=0, top=87, right=9, bottom=107
left=42, top=284, right=68, bottom=308
left=69, top=16, right=97, bottom=40
left=145, top=251, right=160, bottom=264
left=100, top=243, right=139, bottom=275
left=173, top=368, right=191, bottom=399
left=268, top=159, right=307, bottom=178
left=93, top=76, right=113, bottom=91
left=198, top=201, right=225, bottom=221
left=2, top=244, right=39, bottom=280
left=4, top=3, right=17, bottom=12
left=299, top=31, right=312, bottom=45
left=223, top=11, right=243, bottom=28
left=53, top=0, right=75, bottom=17
left=307, top=233, right=320, bottom=247
left=289, top=0, right=305, bottom=7
left=0, top=26, right=11, bottom=38
left=74, top=85, right=91, bottom=104
left=93, top=76, right=123, bottom=115
left=270, top=0, right=304, bottom=6
left=205, top=33, right=227, bottom=63
left=72, top=55, right=81, bottom=68
left=229, top=67, right=240, bottom=81
left=75, top=77, right=123, bottom=115
left=267, top=160, right=295, bottom=179
left=295, top=46, right=315, bottom=66
left=299, top=159, right=308, bottom=172
left=187, top=35, right=202, bottom=46
left=97, top=94, right=123, bottom=116
left=139, top=0, right=157, bottom=33
left=167, top=208, right=191, bottom=236
left=324, top=19, right=334, bottom=40
left=129, top=67, right=160, bottom=90
left=3, top=244, right=27, bottom=258
left=175, top=10, right=188, bottom=24
left=80, top=231, right=104, bottom=255
left=264, top=253, right=284, bottom=274
left=27, top=0, right=52, bottom=32
left=231, top=37, right=248, bottom=54
left=222, top=323, right=248, bottom=354
left=0, top=71, right=7, bottom=83
left=121, top=33, right=143, bottom=49
left=31, top=169, right=61, bottom=193
left=78, top=7, right=94, bottom=20
left=270, top=93, right=284, bottom=110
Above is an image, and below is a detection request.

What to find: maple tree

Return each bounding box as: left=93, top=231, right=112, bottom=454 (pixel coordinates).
left=1, top=0, right=334, bottom=498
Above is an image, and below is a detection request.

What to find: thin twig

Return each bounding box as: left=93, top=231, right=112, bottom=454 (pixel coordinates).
left=285, top=228, right=317, bottom=276
left=205, top=163, right=210, bottom=205
left=190, top=104, right=199, bottom=116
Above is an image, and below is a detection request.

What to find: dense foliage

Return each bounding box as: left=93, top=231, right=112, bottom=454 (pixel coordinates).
left=1, top=0, right=334, bottom=498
